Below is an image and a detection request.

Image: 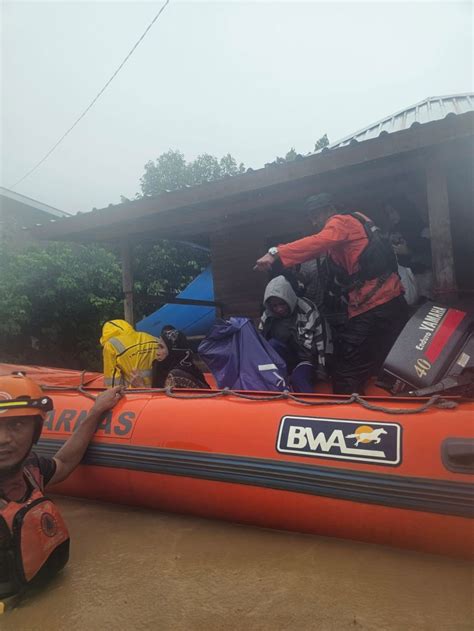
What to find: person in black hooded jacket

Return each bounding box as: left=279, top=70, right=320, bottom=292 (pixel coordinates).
left=151, top=326, right=210, bottom=389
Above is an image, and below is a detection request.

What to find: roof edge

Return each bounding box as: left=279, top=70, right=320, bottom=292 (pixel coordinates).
left=0, top=186, right=72, bottom=218
left=327, top=92, right=474, bottom=150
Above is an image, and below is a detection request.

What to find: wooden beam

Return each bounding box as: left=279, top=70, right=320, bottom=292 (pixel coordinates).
left=120, top=240, right=134, bottom=325
left=425, top=150, right=458, bottom=298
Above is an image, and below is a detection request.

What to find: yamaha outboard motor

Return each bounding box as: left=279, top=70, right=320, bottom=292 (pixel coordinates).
left=379, top=302, right=474, bottom=396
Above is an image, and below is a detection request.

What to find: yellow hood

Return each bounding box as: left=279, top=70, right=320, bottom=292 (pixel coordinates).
left=100, top=320, right=135, bottom=346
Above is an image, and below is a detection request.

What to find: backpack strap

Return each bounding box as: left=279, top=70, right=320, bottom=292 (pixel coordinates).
left=23, top=467, right=42, bottom=492
left=326, top=211, right=395, bottom=307
left=350, top=211, right=377, bottom=237
left=346, top=212, right=396, bottom=308
left=0, top=468, right=41, bottom=508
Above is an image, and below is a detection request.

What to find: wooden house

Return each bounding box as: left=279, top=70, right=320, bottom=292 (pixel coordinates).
left=31, top=94, right=474, bottom=322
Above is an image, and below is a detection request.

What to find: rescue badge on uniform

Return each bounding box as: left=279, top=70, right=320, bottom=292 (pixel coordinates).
left=277, top=416, right=402, bottom=466
left=41, top=513, right=58, bottom=537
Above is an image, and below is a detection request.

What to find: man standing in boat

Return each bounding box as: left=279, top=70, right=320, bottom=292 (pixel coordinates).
left=0, top=373, right=123, bottom=597
left=255, top=193, right=408, bottom=394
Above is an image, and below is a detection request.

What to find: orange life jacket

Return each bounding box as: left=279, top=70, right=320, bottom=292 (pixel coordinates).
left=0, top=465, right=70, bottom=598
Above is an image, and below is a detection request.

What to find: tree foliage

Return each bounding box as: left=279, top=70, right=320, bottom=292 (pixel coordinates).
left=265, top=147, right=303, bottom=167
left=0, top=242, right=123, bottom=368
left=314, top=133, right=329, bottom=151
left=0, top=240, right=209, bottom=369
left=140, top=150, right=245, bottom=197
left=265, top=134, right=330, bottom=167
left=132, top=241, right=210, bottom=319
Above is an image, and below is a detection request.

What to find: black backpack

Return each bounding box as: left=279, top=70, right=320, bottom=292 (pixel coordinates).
left=351, top=212, right=398, bottom=283
left=325, top=212, right=398, bottom=315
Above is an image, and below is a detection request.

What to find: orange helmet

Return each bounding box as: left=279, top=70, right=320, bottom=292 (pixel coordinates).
left=0, top=373, right=53, bottom=443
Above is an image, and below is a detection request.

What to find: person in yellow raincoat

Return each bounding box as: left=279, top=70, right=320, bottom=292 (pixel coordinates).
left=100, top=320, right=159, bottom=387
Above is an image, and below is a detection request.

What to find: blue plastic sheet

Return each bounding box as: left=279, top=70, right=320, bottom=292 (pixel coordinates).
left=137, top=266, right=216, bottom=338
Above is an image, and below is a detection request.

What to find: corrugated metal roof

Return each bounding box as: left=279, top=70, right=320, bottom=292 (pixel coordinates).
left=327, top=93, right=474, bottom=150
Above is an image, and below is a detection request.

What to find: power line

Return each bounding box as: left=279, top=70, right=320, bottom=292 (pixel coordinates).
left=10, top=0, right=171, bottom=189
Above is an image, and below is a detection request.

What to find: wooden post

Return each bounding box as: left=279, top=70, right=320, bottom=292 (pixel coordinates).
left=425, top=151, right=457, bottom=299
left=120, top=240, right=134, bottom=325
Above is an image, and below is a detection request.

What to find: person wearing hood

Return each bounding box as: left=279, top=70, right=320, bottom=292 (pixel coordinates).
left=259, top=276, right=328, bottom=393
left=100, top=319, right=159, bottom=388
left=151, top=326, right=210, bottom=389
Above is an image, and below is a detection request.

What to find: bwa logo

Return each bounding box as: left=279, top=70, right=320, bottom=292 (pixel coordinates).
left=277, top=416, right=402, bottom=465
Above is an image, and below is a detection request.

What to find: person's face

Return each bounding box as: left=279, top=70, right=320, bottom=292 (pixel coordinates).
left=267, top=297, right=291, bottom=317
left=156, top=339, right=169, bottom=362
left=0, top=416, right=36, bottom=472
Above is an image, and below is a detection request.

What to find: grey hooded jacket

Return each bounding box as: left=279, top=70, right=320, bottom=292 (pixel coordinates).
left=259, top=275, right=328, bottom=378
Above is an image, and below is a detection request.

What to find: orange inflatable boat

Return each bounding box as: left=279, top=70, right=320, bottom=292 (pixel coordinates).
left=2, top=362, right=473, bottom=558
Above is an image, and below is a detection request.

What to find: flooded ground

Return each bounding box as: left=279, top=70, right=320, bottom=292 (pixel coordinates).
left=2, top=497, right=472, bottom=630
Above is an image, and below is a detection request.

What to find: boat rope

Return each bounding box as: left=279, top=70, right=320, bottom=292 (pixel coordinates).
left=39, top=372, right=458, bottom=415
left=161, top=388, right=457, bottom=414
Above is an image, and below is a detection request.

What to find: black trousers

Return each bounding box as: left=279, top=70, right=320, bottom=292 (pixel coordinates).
left=332, top=295, right=409, bottom=394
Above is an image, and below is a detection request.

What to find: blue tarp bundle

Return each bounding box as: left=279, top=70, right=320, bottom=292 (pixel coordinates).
left=198, top=317, right=288, bottom=391
left=137, top=266, right=216, bottom=338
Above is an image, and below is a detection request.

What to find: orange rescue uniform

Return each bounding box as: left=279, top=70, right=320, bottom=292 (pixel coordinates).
left=277, top=213, right=403, bottom=318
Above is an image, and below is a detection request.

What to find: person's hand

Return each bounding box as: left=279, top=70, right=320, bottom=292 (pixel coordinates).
left=130, top=370, right=145, bottom=388
left=91, top=386, right=124, bottom=415
left=254, top=253, right=275, bottom=272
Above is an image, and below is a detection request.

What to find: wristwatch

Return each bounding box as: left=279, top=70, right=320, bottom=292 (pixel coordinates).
left=268, top=246, right=279, bottom=258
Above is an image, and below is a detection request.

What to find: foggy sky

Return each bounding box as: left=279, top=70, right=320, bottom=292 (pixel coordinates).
left=1, top=1, right=472, bottom=214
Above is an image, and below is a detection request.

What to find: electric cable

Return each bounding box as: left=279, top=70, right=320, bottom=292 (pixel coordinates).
left=10, top=0, right=171, bottom=189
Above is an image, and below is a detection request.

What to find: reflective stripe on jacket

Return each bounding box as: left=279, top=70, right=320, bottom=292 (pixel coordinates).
left=100, top=320, right=159, bottom=387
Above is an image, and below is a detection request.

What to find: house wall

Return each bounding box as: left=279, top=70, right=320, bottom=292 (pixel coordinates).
left=209, top=161, right=432, bottom=318
left=210, top=207, right=309, bottom=318
left=210, top=143, right=474, bottom=320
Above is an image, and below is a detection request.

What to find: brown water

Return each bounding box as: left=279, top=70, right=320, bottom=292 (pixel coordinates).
left=2, top=497, right=472, bottom=630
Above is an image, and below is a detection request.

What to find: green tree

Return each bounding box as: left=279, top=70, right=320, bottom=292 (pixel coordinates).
left=0, top=238, right=210, bottom=369
left=265, top=135, right=330, bottom=167
left=132, top=241, right=210, bottom=320
left=0, top=242, right=123, bottom=368
left=139, top=149, right=245, bottom=197
left=218, top=153, right=246, bottom=177
left=265, top=147, right=304, bottom=167
left=140, top=149, right=190, bottom=197
left=314, top=133, right=329, bottom=151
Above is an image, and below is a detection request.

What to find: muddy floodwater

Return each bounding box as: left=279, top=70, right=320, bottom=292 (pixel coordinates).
left=2, top=497, right=473, bottom=630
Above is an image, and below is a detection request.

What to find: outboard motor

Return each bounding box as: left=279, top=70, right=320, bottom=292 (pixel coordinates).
left=379, top=302, right=474, bottom=396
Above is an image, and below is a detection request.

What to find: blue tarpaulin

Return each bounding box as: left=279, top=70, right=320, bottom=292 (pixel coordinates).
left=137, top=266, right=216, bottom=338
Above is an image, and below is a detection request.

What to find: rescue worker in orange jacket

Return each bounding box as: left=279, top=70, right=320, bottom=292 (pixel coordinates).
left=255, top=193, right=408, bottom=394
left=100, top=319, right=159, bottom=387
left=0, top=373, right=123, bottom=597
